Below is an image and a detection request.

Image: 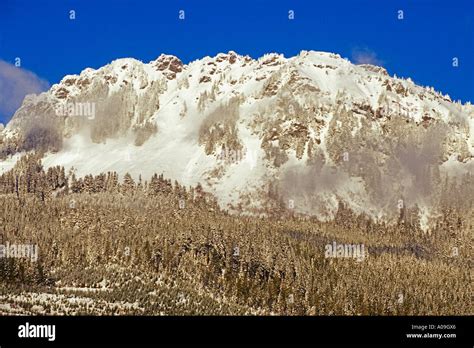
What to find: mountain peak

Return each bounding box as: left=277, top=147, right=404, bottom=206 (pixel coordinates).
left=0, top=50, right=472, bottom=228
left=214, top=51, right=242, bottom=64
left=151, top=54, right=184, bottom=79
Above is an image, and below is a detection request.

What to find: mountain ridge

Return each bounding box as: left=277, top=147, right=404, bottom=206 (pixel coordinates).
left=1, top=50, right=473, bottom=227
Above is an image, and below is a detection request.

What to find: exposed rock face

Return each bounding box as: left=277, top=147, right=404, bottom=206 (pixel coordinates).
left=153, top=54, right=183, bottom=80
left=1, top=50, right=473, bottom=226
left=358, top=64, right=389, bottom=76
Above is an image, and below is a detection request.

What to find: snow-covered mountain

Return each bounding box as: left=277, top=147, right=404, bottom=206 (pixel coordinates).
left=1, top=50, right=473, bottom=225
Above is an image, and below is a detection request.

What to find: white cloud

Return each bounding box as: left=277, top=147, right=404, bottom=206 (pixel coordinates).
left=0, top=59, right=50, bottom=118
left=352, top=48, right=384, bottom=66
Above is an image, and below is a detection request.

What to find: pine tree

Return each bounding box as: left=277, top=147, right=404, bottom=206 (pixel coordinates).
left=83, top=174, right=94, bottom=193
left=122, top=173, right=136, bottom=194
left=70, top=173, right=82, bottom=193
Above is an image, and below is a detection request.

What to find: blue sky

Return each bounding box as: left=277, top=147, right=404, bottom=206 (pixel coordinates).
left=0, top=0, right=473, bottom=124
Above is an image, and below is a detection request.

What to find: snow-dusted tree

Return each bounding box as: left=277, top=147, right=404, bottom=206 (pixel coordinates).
left=121, top=172, right=136, bottom=194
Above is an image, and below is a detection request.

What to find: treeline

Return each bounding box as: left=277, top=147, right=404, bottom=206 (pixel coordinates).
left=0, top=153, right=211, bottom=204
